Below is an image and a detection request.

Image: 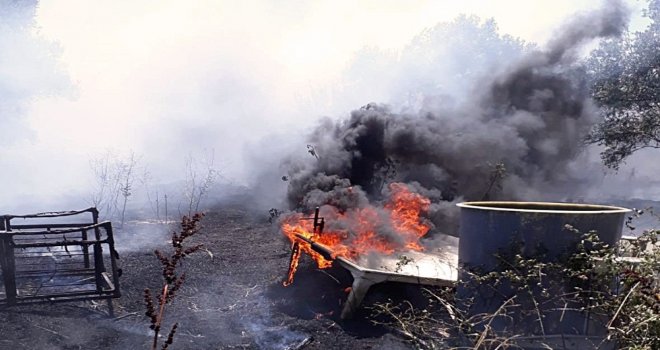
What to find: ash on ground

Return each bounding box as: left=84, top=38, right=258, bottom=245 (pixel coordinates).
left=0, top=198, right=420, bottom=350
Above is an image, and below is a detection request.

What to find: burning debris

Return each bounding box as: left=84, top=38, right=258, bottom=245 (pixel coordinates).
left=282, top=183, right=433, bottom=286
left=281, top=183, right=458, bottom=318
left=282, top=2, right=629, bottom=237
left=278, top=1, right=630, bottom=318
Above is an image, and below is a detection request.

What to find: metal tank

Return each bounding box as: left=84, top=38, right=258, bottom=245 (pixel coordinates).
left=456, top=201, right=630, bottom=342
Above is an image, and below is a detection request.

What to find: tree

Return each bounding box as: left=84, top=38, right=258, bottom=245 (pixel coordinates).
left=396, top=15, right=532, bottom=106
left=586, top=0, right=660, bottom=169
left=183, top=151, right=218, bottom=217
left=89, top=150, right=140, bottom=224
left=339, top=15, right=532, bottom=111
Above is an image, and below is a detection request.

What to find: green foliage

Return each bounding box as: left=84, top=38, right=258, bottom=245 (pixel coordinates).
left=586, top=0, right=660, bottom=169
left=371, top=228, right=660, bottom=349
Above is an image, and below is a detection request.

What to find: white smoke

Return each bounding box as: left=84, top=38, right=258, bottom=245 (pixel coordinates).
left=0, top=0, right=653, bottom=215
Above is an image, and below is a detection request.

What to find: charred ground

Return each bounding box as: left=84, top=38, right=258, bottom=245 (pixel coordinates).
left=0, top=197, right=422, bottom=350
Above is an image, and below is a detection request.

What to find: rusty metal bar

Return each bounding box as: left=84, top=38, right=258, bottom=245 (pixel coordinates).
left=293, top=233, right=334, bottom=261
left=81, top=228, right=90, bottom=268
left=9, top=223, right=96, bottom=230
left=3, top=207, right=98, bottom=219
left=0, top=231, right=17, bottom=305
left=14, top=269, right=97, bottom=277
left=0, top=237, right=13, bottom=303
left=0, top=294, right=115, bottom=306
left=13, top=239, right=110, bottom=249
left=104, top=223, right=121, bottom=299
left=1, top=224, right=109, bottom=236
left=0, top=287, right=118, bottom=303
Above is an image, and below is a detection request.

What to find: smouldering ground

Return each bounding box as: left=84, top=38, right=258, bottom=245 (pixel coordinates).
left=0, top=198, right=419, bottom=349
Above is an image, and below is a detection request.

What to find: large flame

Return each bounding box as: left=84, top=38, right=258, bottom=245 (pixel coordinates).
left=282, top=182, right=431, bottom=286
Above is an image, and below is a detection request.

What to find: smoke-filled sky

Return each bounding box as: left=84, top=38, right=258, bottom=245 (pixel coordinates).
left=0, top=0, right=655, bottom=211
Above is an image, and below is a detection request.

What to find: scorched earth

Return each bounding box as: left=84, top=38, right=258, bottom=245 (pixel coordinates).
left=0, top=193, right=421, bottom=350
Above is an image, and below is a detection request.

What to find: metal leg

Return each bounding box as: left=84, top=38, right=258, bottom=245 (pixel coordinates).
left=0, top=235, right=17, bottom=305
left=82, top=229, right=90, bottom=268
left=341, top=275, right=383, bottom=319
left=107, top=298, right=115, bottom=317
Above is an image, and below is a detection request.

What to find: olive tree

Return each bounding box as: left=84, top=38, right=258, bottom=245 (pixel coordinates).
left=586, top=0, right=660, bottom=169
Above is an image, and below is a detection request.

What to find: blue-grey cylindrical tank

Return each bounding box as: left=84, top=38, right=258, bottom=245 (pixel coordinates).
left=456, top=201, right=631, bottom=337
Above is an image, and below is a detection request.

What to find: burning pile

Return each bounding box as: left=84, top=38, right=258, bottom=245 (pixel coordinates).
left=280, top=3, right=630, bottom=245
left=279, top=2, right=630, bottom=290
left=282, top=182, right=431, bottom=286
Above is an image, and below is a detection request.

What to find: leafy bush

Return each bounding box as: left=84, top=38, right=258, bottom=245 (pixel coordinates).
left=371, top=228, right=660, bottom=349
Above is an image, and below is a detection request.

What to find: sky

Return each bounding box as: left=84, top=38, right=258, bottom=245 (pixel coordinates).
left=0, top=0, right=653, bottom=211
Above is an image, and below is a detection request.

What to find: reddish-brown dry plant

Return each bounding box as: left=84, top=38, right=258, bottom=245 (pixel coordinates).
left=144, top=213, right=204, bottom=350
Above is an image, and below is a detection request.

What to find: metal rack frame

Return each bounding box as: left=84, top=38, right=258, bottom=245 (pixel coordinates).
left=0, top=208, right=121, bottom=312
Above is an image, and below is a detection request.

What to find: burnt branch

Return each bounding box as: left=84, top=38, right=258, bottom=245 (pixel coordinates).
left=144, top=213, right=206, bottom=350
left=144, top=288, right=157, bottom=330
left=161, top=323, right=178, bottom=350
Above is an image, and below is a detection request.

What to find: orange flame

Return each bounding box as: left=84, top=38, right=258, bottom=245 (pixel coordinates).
left=282, top=182, right=431, bottom=286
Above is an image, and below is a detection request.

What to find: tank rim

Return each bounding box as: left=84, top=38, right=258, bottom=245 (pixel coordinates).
left=456, top=201, right=631, bottom=214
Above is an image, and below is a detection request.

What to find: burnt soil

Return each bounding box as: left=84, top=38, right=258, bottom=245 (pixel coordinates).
left=0, top=198, right=423, bottom=350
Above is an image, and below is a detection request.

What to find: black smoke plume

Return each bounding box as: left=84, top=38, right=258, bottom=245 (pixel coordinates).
left=283, top=1, right=629, bottom=237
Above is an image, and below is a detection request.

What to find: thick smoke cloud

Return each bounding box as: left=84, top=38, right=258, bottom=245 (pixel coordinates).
left=0, top=0, right=69, bottom=145
left=0, top=0, right=645, bottom=218
left=284, top=2, right=629, bottom=236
